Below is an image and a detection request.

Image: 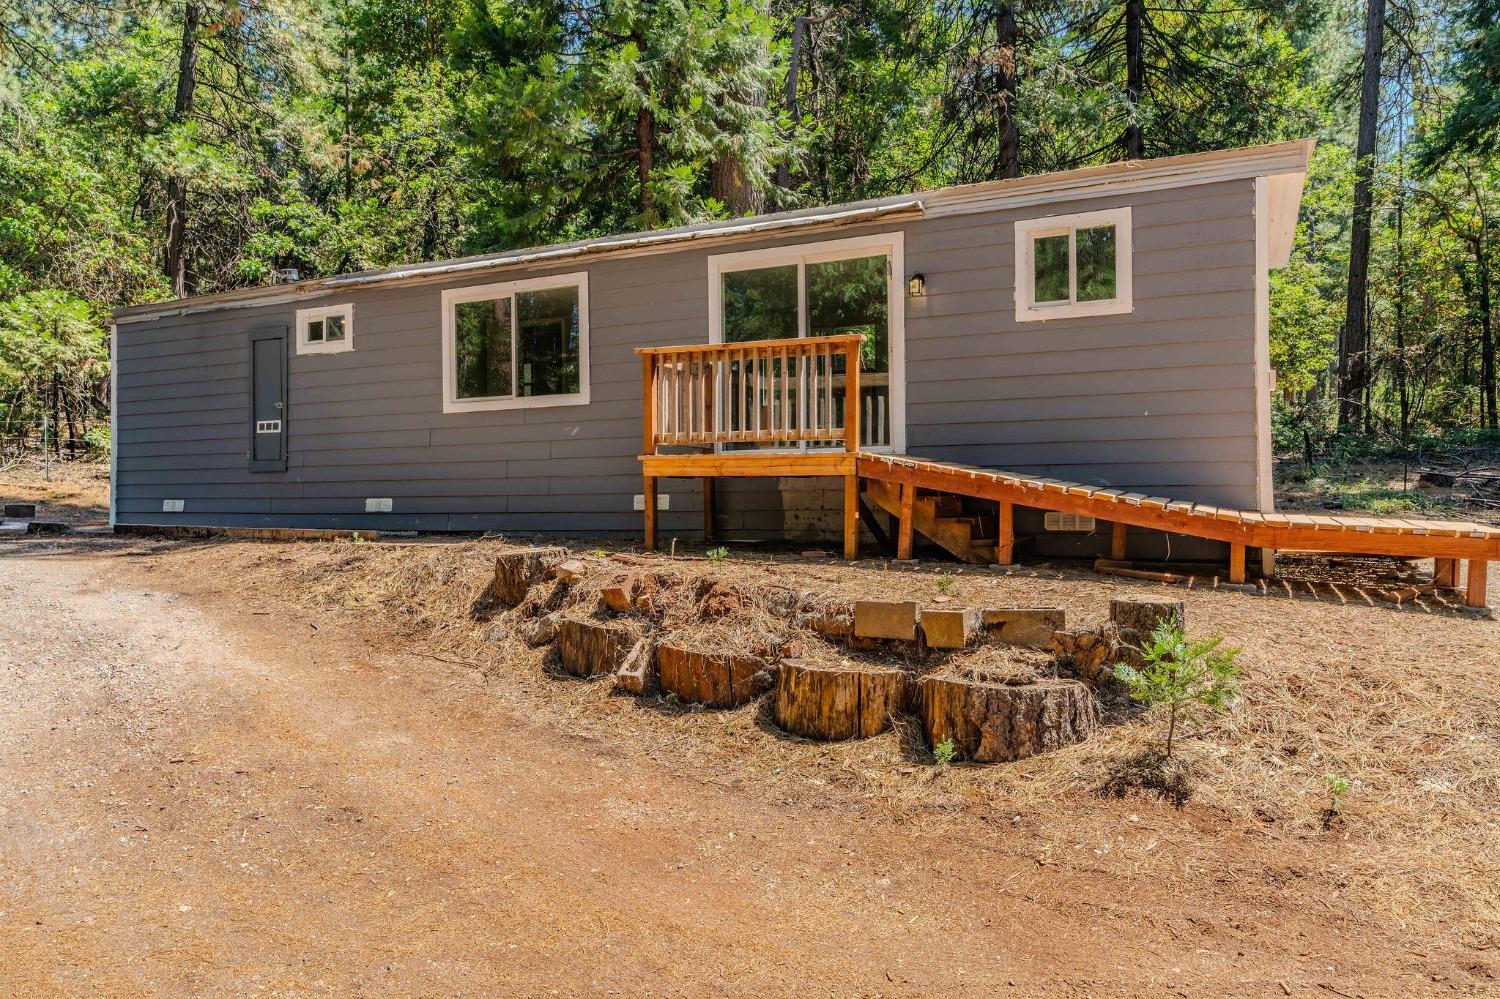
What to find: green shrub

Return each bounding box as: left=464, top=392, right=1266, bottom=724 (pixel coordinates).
left=933, top=738, right=957, bottom=766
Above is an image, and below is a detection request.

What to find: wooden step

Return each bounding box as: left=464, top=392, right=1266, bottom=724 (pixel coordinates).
left=865, top=481, right=996, bottom=565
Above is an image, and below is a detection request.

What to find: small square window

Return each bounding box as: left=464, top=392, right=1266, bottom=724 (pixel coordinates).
left=296, top=303, right=354, bottom=354
left=1014, top=208, right=1132, bottom=322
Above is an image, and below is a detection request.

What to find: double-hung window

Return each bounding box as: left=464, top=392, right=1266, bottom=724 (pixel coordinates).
left=441, top=272, right=589, bottom=412
left=707, top=232, right=904, bottom=452
left=1014, top=207, right=1133, bottom=321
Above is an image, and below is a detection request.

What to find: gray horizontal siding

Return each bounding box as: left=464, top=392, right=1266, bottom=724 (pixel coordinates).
left=116, top=176, right=1264, bottom=536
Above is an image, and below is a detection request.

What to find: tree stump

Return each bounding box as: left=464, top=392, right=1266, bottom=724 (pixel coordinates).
left=1109, top=597, right=1184, bottom=640
left=772, top=660, right=913, bottom=741
left=656, top=643, right=773, bottom=708
left=556, top=618, right=637, bottom=679
left=495, top=547, right=569, bottom=605
left=919, top=675, right=1095, bottom=763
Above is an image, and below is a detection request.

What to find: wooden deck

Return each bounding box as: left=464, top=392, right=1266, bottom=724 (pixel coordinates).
left=636, top=337, right=1495, bottom=607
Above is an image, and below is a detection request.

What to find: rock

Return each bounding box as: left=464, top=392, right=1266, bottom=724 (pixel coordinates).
left=920, top=608, right=980, bottom=649
left=981, top=607, right=1066, bottom=649
left=773, top=660, right=913, bottom=741
left=494, top=547, right=568, bottom=605
left=520, top=613, right=561, bottom=647
left=1052, top=625, right=1126, bottom=688
left=919, top=675, right=1095, bottom=763
left=555, top=618, right=637, bottom=679
left=600, top=573, right=641, bottom=613
left=549, top=559, right=589, bottom=584
left=612, top=638, right=658, bottom=696
left=798, top=600, right=853, bottom=639
left=656, top=643, right=774, bottom=708
left=854, top=600, right=919, bottom=641
left=1109, top=597, right=1184, bottom=641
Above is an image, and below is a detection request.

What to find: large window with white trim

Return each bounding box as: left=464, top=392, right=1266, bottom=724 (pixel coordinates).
left=709, top=233, right=904, bottom=451
left=441, top=273, right=589, bottom=412
left=1014, top=207, right=1132, bottom=321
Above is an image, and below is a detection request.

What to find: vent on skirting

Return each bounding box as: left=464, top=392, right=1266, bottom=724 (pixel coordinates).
left=1044, top=512, right=1096, bottom=532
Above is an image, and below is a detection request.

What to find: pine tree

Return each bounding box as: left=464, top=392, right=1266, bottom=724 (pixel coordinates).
left=455, top=0, right=784, bottom=247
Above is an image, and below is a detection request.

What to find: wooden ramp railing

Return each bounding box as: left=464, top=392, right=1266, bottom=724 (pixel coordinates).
left=637, top=334, right=864, bottom=559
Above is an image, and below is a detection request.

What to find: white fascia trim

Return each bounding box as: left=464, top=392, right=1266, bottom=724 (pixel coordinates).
left=440, top=270, right=591, bottom=414
left=706, top=230, right=906, bottom=455
left=295, top=302, right=355, bottom=355
left=108, top=322, right=117, bottom=530
left=1013, top=207, right=1133, bottom=322
left=1253, top=178, right=1275, bottom=513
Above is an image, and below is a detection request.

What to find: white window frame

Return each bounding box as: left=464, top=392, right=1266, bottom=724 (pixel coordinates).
left=440, top=271, right=591, bottom=413
left=707, top=231, right=906, bottom=454
left=1014, top=207, right=1133, bottom=322
left=295, top=302, right=354, bottom=355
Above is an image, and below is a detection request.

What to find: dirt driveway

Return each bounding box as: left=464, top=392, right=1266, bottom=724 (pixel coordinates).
left=0, top=538, right=1482, bottom=998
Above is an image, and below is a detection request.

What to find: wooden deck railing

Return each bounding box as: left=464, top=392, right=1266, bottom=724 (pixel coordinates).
left=637, top=334, right=863, bottom=454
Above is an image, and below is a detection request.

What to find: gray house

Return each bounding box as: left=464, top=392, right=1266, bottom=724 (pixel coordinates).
left=111, top=140, right=1314, bottom=561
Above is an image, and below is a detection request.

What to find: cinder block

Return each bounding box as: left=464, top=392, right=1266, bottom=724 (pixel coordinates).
left=854, top=600, right=919, bottom=641
left=981, top=607, right=1067, bottom=649
left=921, top=607, right=980, bottom=649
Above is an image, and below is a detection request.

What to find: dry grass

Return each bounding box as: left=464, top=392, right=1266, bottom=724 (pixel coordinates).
left=149, top=534, right=1500, bottom=947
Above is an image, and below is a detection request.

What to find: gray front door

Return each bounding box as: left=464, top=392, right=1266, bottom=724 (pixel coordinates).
left=249, top=328, right=287, bottom=472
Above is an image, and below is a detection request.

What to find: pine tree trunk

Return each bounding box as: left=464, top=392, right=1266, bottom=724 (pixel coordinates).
left=164, top=2, right=200, bottom=298
left=995, top=1, right=1020, bottom=179
left=1340, top=0, right=1385, bottom=431
left=1123, top=0, right=1145, bottom=159
left=636, top=98, right=656, bottom=224
left=1479, top=227, right=1497, bottom=430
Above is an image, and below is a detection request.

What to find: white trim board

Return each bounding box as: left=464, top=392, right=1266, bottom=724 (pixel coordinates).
left=706, top=230, right=906, bottom=455
left=439, top=270, right=591, bottom=414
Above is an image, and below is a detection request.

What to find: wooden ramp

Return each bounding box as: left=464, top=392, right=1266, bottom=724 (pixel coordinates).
left=856, top=453, right=1498, bottom=607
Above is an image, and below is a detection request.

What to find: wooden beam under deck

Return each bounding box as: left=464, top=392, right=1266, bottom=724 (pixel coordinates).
left=641, top=452, right=857, bottom=480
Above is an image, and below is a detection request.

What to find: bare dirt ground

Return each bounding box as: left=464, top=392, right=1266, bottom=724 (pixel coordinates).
left=2, top=533, right=1496, bottom=998
left=0, top=459, right=110, bottom=526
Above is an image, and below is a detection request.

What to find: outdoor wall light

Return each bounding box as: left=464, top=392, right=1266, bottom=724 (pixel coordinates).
left=907, top=273, right=926, bottom=297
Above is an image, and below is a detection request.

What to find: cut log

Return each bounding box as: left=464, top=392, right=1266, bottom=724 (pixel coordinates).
left=772, top=660, right=912, bottom=741
left=495, top=547, right=569, bottom=605
left=981, top=607, right=1065, bottom=649
left=555, top=618, right=637, bottom=679
left=1109, top=597, right=1185, bottom=639
left=601, top=573, right=642, bottom=613
left=920, top=675, right=1095, bottom=763
left=656, top=643, right=774, bottom=708
left=549, top=558, right=588, bottom=584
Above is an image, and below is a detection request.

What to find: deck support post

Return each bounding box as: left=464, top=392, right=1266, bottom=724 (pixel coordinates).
left=1466, top=560, right=1489, bottom=608
left=1110, top=521, right=1128, bottom=562
left=896, top=482, right=915, bottom=560
left=843, top=475, right=859, bottom=561
left=996, top=501, right=1015, bottom=566
left=1228, top=543, right=1246, bottom=584
left=702, top=478, right=715, bottom=541
left=643, top=476, right=657, bottom=551
left=1434, top=557, right=1457, bottom=588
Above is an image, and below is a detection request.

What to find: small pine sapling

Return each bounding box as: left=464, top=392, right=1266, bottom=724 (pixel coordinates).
left=1323, top=772, right=1350, bottom=822
left=1113, top=622, right=1241, bottom=758
left=706, top=546, right=729, bottom=563
left=933, top=738, right=958, bottom=766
